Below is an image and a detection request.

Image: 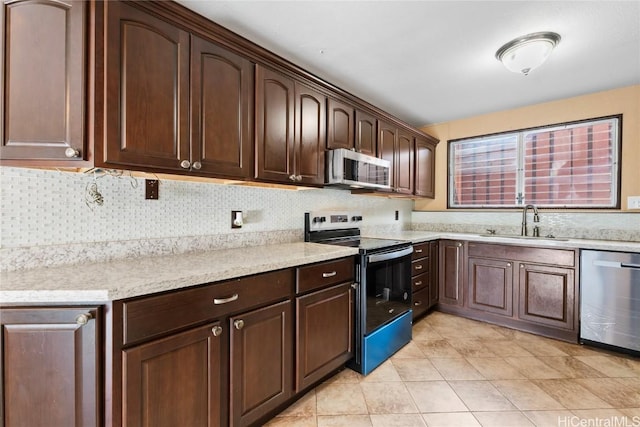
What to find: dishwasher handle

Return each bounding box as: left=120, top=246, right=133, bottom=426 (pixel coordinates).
left=593, top=260, right=640, bottom=270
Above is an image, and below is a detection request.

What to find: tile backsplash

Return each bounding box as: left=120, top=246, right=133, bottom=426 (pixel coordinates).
left=411, top=210, right=640, bottom=242
left=0, top=167, right=412, bottom=270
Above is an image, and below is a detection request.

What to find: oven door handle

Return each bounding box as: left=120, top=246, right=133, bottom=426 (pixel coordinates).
left=367, top=246, right=413, bottom=264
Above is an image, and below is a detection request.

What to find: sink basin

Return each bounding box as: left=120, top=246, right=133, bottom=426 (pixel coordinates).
left=477, top=234, right=569, bottom=242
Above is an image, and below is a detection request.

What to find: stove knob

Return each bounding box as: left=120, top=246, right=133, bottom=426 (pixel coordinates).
left=319, top=216, right=326, bottom=223
left=313, top=216, right=322, bottom=223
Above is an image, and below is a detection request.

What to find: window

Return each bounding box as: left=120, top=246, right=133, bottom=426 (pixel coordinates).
left=448, top=116, right=621, bottom=208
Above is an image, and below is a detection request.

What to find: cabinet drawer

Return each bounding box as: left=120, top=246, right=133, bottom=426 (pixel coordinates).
left=412, top=272, right=429, bottom=293
left=296, top=257, right=354, bottom=294
left=412, top=242, right=430, bottom=260
left=468, top=243, right=575, bottom=267
left=412, top=258, right=429, bottom=276
left=122, top=269, right=293, bottom=346
left=412, top=287, right=430, bottom=319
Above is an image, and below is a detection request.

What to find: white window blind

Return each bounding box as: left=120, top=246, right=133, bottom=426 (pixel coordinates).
left=449, top=116, right=620, bottom=208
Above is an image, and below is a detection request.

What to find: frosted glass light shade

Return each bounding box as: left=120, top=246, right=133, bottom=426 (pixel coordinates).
left=496, top=32, right=561, bottom=76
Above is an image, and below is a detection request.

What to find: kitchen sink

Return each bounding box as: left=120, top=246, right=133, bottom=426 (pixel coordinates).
left=477, top=234, right=570, bottom=242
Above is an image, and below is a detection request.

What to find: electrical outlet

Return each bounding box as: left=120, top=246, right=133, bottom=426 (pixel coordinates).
left=145, top=179, right=159, bottom=200
left=232, top=210, right=243, bottom=228
left=628, top=196, right=640, bottom=210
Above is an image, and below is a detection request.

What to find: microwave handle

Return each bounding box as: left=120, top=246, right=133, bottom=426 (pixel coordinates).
left=367, top=247, right=413, bottom=264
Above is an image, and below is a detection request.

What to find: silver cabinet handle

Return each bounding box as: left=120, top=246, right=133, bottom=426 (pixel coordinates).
left=211, top=325, right=223, bottom=337
left=414, top=301, right=422, bottom=306
left=75, top=313, right=92, bottom=325
left=192, top=161, right=202, bottom=170
left=322, top=271, right=337, bottom=278
left=65, top=147, right=80, bottom=158
left=415, top=281, right=423, bottom=286
left=234, top=319, right=244, bottom=330
left=415, top=265, right=423, bottom=270
left=180, top=160, right=191, bottom=169
left=415, top=249, right=423, bottom=253
left=213, top=294, right=239, bottom=305
left=351, top=283, right=358, bottom=289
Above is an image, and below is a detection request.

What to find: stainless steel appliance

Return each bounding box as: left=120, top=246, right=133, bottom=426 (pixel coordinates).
left=305, top=211, right=413, bottom=374
left=580, top=249, right=640, bottom=354
left=325, top=149, right=391, bottom=190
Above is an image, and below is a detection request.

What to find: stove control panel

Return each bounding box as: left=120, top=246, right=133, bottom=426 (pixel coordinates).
left=306, top=211, right=363, bottom=231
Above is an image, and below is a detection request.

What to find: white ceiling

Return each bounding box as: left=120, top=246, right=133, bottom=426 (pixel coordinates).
left=175, top=1, right=640, bottom=127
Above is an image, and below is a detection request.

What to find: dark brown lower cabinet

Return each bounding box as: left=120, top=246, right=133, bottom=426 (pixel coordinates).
left=296, top=282, right=353, bottom=392
left=440, top=241, right=579, bottom=342
left=467, top=257, right=513, bottom=317
left=123, top=322, right=224, bottom=427
left=0, top=307, right=101, bottom=427
left=518, top=263, right=575, bottom=330
left=230, top=300, right=293, bottom=427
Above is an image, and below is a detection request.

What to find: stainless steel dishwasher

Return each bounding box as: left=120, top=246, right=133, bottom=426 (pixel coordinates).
left=580, top=249, right=640, bottom=353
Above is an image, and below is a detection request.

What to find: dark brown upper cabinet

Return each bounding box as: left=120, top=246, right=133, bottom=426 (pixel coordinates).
left=378, top=120, right=414, bottom=194
left=414, top=135, right=436, bottom=198
left=355, top=109, right=377, bottom=156
left=0, top=0, right=87, bottom=164
left=327, top=98, right=354, bottom=150
left=102, top=1, right=190, bottom=171
left=100, top=3, right=255, bottom=178
left=256, top=65, right=325, bottom=186
left=191, top=36, right=254, bottom=179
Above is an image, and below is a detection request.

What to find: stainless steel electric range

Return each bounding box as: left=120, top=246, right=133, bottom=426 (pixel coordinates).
left=304, top=212, right=413, bottom=375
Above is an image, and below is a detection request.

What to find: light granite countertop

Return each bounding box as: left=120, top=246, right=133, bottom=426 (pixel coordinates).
left=0, top=242, right=358, bottom=304
left=3, top=232, right=638, bottom=305
left=366, top=231, right=640, bottom=252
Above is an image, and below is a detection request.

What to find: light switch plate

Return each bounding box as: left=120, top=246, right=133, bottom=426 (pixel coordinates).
left=628, top=196, right=640, bottom=210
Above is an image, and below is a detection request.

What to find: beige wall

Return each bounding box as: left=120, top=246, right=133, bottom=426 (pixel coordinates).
left=415, top=85, right=640, bottom=211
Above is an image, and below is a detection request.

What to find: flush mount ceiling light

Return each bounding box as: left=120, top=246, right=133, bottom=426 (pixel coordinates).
left=496, top=32, right=561, bottom=76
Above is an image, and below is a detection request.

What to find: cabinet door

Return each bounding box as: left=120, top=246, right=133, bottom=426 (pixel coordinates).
left=296, top=83, right=326, bottom=185
left=1, top=307, right=100, bottom=427
left=355, top=109, right=377, bottom=156
left=377, top=120, right=396, bottom=190
left=518, top=263, right=576, bottom=330
left=296, top=282, right=353, bottom=392
left=326, top=98, right=354, bottom=150
left=468, top=257, right=513, bottom=316
left=1, top=0, right=85, bottom=162
left=191, top=36, right=254, bottom=178
left=230, top=300, right=293, bottom=427
left=103, top=1, right=190, bottom=170
left=439, top=240, right=465, bottom=306
left=415, top=136, right=436, bottom=198
left=255, top=66, right=295, bottom=183
left=396, top=129, right=414, bottom=194
left=123, top=322, right=224, bottom=427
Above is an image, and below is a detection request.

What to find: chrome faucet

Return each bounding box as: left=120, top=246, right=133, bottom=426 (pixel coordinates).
left=521, top=204, right=540, bottom=236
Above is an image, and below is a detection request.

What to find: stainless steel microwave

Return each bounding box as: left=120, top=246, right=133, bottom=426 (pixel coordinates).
left=326, top=149, right=391, bottom=190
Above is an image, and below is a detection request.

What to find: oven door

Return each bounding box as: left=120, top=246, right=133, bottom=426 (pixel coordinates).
left=363, top=246, right=413, bottom=334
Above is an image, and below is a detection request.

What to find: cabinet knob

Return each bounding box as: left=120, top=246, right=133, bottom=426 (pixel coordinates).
left=211, top=325, right=223, bottom=337
left=289, top=175, right=296, bottom=181
left=180, top=160, right=191, bottom=169
left=507, top=263, right=512, bottom=267
left=296, top=175, right=302, bottom=182
left=64, top=147, right=80, bottom=158
left=521, top=264, right=525, bottom=268
left=75, top=312, right=92, bottom=325
left=192, top=161, right=202, bottom=170
left=234, top=319, right=245, bottom=330
left=351, top=283, right=358, bottom=289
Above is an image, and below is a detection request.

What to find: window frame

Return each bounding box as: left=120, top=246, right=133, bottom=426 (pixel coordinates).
left=447, top=115, right=622, bottom=209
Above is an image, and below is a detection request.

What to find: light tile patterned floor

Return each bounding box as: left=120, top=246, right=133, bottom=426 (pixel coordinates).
left=266, top=311, right=640, bottom=427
